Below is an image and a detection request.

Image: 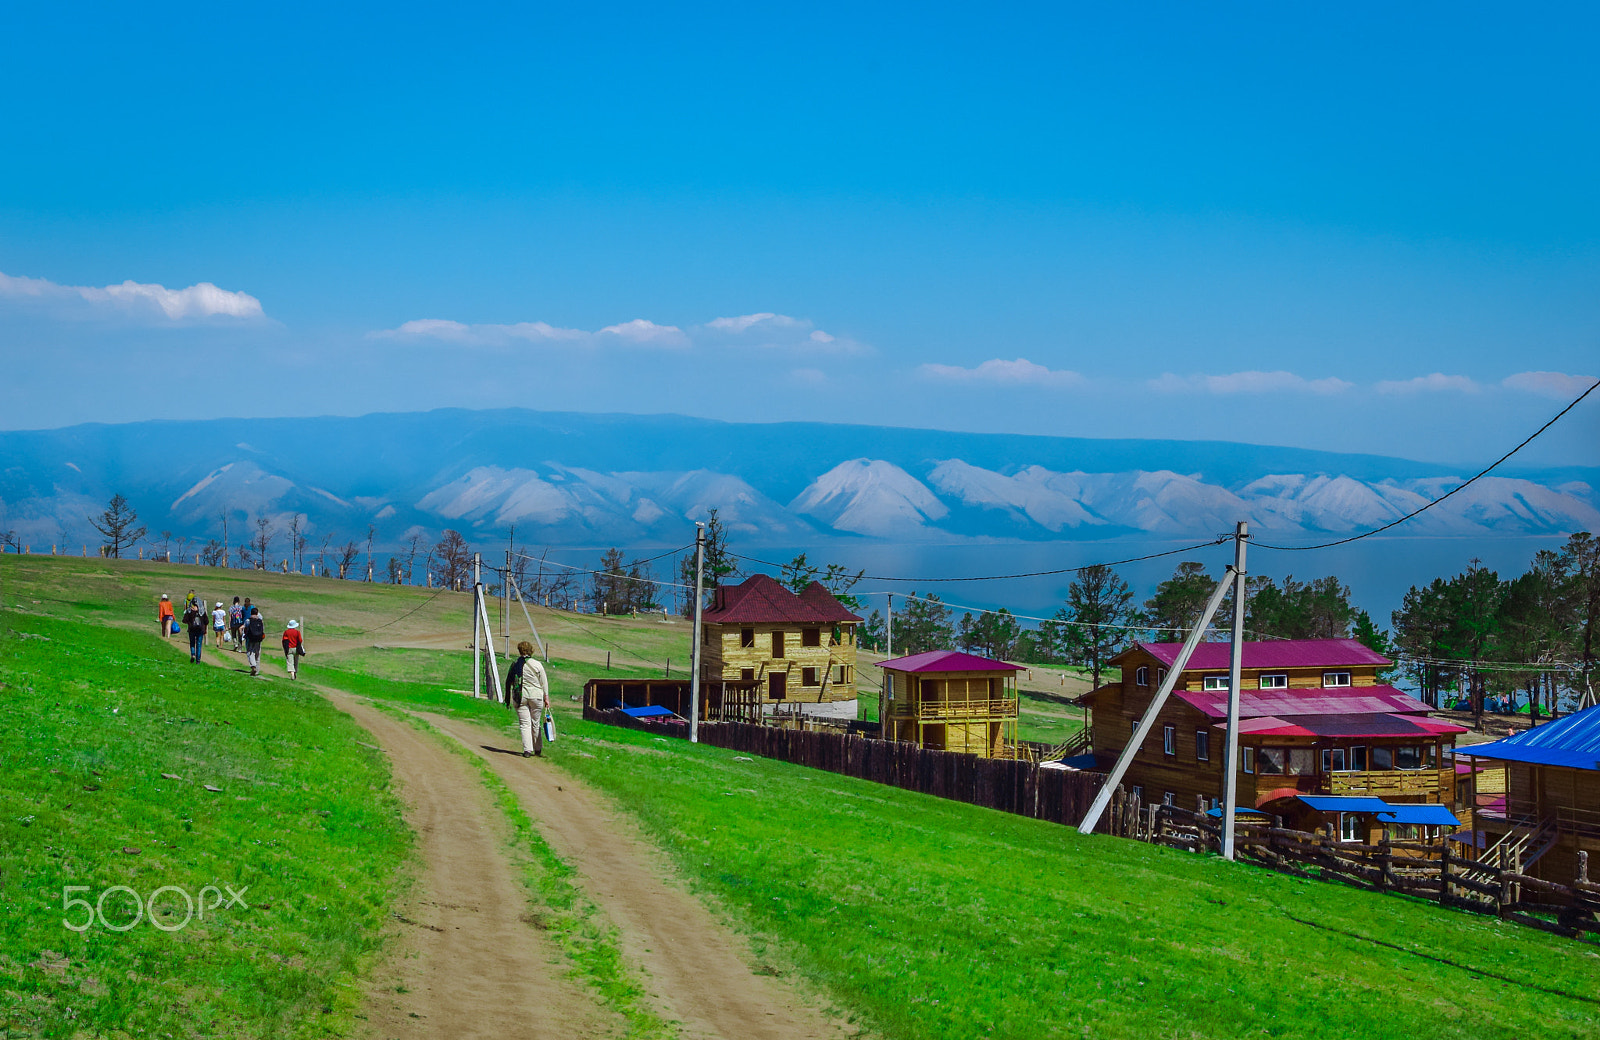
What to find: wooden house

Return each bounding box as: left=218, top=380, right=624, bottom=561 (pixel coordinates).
left=877, top=650, right=1022, bottom=759
left=699, top=574, right=862, bottom=707
left=1454, top=704, right=1600, bottom=881
left=1084, top=639, right=1468, bottom=834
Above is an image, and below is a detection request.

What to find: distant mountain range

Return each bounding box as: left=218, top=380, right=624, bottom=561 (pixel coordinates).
left=0, top=408, right=1595, bottom=554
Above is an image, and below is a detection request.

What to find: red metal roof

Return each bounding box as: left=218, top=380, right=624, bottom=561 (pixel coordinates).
left=700, top=573, right=862, bottom=625
left=876, top=650, right=1024, bottom=674
left=1175, top=684, right=1433, bottom=721
left=1126, top=638, right=1390, bottom=671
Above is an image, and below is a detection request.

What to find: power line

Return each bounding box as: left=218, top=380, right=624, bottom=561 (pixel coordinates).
left=1253, top=377, right=1600, bottom=553
left=509, top=546, right=696, bottom=591
left=879, top=588, right=1285, bottom=640
left=371, top=585, right=452, bottom=631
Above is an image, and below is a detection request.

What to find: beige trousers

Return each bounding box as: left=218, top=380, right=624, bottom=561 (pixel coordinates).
left=517, top=698, right=546, bottom=755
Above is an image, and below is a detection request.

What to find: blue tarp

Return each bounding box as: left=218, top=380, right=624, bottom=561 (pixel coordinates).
left=1376, top=805, right=1459, bottom=826
left=1455, top=702, right=1600, bottom=772
left=1204, top=807, right=1272, bottom=818
left=620, top=705, right=678, bottom=719
left=1297, top=795, right=1391, bottom=813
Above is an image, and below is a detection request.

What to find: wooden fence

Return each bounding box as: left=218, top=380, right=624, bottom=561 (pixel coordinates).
left=584, top=707, right=1113, bottom=833
left=583, top=707, right=1600, bottom=941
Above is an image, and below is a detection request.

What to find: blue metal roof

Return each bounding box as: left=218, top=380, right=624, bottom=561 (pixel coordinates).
left=1455, top=703, right=1600, bottom=772
left=1376, top=805, right=1459, bottom=826
left=620, top=705, right=678, bottom=718
left=1297, top=795, right=1392, bottom=813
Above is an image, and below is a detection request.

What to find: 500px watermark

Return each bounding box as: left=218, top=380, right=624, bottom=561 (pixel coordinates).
left=63, top=884, right=250, bottom=932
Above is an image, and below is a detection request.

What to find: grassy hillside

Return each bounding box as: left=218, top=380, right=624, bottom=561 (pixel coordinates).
left=0, top=608, right=410, bottom=1037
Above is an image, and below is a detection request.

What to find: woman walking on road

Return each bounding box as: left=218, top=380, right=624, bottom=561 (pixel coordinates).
left=157, top=594, right=174, bottom=639
left=243, top=605, right=266, bottom=676
left=282, top=620, right=305, bottom=680
left=507, top=640, right=549, bottom=758
left=182, top=596, right=208, bottom=663
left=211, top=601, right=228, bottom=649
left=228, top=597, right=245, bottom=651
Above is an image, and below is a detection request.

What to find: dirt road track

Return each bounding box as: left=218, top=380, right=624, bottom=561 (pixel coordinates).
left=416, top=710, right=854, bottom=1040
left=330, top=694, right=625, bottom=1040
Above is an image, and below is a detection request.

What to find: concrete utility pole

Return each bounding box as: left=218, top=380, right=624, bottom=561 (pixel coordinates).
left=472, top=552, right=483, bottom=700
left=886, top=594, right=893, bottom=657
left=504, top=548, right=512, bottom=640
left=1222, top=521, right=1249, bottom=861
left=689, top=522, right=706, bottom=743
left=1078, top=566, right=1236, bottom=836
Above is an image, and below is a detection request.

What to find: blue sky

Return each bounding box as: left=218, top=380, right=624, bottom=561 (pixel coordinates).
left=1, top=2, right=1595, bottom=467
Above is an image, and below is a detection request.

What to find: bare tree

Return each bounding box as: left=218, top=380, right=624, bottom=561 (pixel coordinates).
left=287, top=513, right=305, bottom=573
left=337, top=540, right=362, bottom=579
left=253, top=514, right=275, bottom=570
left=156, top=530, right=174, bottom=560
left=201, top=539, right=225, bottom=566
left=365, top=523, right=377, bottom=582
left=88, top=494, right=147, bottom=559
left=404, top=533, right=426, bottom=585
left=319, top=533, right=336, bottom=577
left=433, top=529, right=472, bottom=590
left=2, top=530, right=22, bottom=553
left=219, top=510, right=231, bottom=568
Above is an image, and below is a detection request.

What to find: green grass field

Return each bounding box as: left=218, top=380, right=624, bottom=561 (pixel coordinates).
left=7, top=555, right=1600, bottom=1040
left=0, top=608, right=411, bottom=1038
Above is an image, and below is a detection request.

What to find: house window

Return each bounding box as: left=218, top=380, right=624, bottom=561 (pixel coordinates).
left=1371, top=746, right=1393, bottom=770
left=740, top=668, right=755, bottom=681
left=1259, top=674, right=1288, bottom=690
left=1258, top=748, right=1284, bottom=774
left=1395, top=745, right=1425, bottom=770
left=1163, top=791, right=1176, bottom=807
left=740, top=628, right=755, bottom=648
left=802, top=628, right=821, bottom=648
left=1135, top=666, right=1150, bottom=687
left=1203, top=675, right=1229, bottom=691
left=1350, top=745, right=1367, bottom=771
left=801, top=667, right=818, bottom=687
left=1321, top=748, right=1347, bottom=773
left=1242, top=747, right=1256, bottom=774
left=768, top=672, right=786, bottom=699
left=1163, top=725, right=1176, bottom=756
left=1157, top=668, right=1168, bottom=686
left=1340, top=813, right=1363, bottom=842
left=1286, top=749, right=1316, bottom=775
left=1324, top=671, right=1352, bottom=687
left=838, top=665, right=850, bottom=683
left=772, top=631, right=786, bottom=658
left=1195, top=730, right=1210, bottom=761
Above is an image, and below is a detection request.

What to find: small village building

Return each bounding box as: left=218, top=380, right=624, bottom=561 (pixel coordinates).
left=1454, top=703, right=1600, bottom=881
left=1084, top=639, right=1468, bottom=833
left=699, top=574, right=862, bottom=707
left=877, top=650, right=1022, bottom=759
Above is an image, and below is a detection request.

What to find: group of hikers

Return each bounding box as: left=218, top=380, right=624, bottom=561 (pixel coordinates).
left=157, top=591, right=306, bottom=678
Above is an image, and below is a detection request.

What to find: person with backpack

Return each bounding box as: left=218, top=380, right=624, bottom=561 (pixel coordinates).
left=157, top=594, right=175, bottom=639
left=211, top=601, right=228, bottom=649
left=506, top=640, right=549, bottom=758
left=243, top=605, right=267, bottom=676
left=228, top=597, right=245, bottom=651
left=282, top=620, right=306, bottom=680
left=182, top=596, right=209, bottom=663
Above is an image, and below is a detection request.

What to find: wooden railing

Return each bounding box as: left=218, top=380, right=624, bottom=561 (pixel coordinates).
left=1325, top=768, right=1453, bottom=800
left=912, top=698, right=1019, bottom=720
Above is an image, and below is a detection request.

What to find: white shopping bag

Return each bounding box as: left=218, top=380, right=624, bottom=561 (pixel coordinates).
left=542, top=713, right=556, bottom=745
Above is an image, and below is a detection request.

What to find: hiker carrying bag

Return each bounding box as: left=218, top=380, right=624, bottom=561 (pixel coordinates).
left=245, top=615, right=265, bottom=641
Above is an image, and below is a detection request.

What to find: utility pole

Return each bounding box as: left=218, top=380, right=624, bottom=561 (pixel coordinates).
left=504, top=547, right=512, bottom=640
left=1222, top=521, right=1248, bottom=861
left=886, top=594, right=893, bottom=657
left=689, top=522, right=706, bottom=743
left=472, top=552, right=483, bottom=700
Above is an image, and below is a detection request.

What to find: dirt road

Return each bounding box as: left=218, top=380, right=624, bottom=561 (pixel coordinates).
left=329, top=694, right=625, bottom=1039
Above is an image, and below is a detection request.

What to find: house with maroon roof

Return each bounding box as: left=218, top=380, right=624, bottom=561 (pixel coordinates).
left=877, top=650, right=1024, bottom=759
left=700, top=574, right=863, bottom=705
left=1084, top=638, right=1468, bottom=831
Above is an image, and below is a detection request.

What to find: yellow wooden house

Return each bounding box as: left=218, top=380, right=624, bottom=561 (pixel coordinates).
left=699, top=574, right=862, bottom=705
left=877, top=650, right=1023, bottom=758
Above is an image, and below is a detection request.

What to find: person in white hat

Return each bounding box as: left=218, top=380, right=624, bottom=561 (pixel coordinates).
left=282, top=619, right=305, bottom=680
left=211, top=601, right=228, bottom=650
left=157, top=594, right=174, bottom=639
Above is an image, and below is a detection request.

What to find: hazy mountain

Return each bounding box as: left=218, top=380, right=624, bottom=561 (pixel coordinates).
left=0, top=408, right=1594, bottom=556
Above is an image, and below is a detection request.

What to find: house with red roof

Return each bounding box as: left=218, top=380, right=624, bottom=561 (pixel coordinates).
left=876, top=650, right=1024, bottom=758
left=1084, top=639, right=1468, bottom=833
left=700, top=574, right=863, bottom=706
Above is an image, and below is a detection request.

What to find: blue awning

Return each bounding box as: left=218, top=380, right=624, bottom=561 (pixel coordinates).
left=1376, top=804, right=1459, bottom=826
left=620, top=705, right=678, bottom=718
left=1297, top=795, right=1391, bottom=813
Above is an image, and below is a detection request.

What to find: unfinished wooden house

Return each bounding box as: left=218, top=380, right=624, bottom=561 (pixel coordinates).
left=877, top=650, right=1023, bottom=759
left=699, top=574, right=862, bottom=707
left=1084, top=639, right=1468, bottom=833
left=1454, top=703, right=1600, bottom=881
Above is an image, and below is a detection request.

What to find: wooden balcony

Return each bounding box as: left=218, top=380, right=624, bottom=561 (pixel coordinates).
left=1325, top=768, right=1454, bottom=801
left=902, top=698, right=1019, bottom=721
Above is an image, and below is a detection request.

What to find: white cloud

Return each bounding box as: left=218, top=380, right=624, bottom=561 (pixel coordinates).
left=1150, top=370, right=1353, bottom=395
left=1502, top=370, right=1598, bottom=400
left=0, top=269, right=264, bottom=322
left=597, top=318, right=689, bottom=347
left=920, top=358, right=1086, bottom=388
left=1374, top=373, right=1480, bottom=395
left=810, top=330, right=835, bottom=344
left=374, top=318, right=613, bottom=347
left=707, top=312, right=802, bottom=333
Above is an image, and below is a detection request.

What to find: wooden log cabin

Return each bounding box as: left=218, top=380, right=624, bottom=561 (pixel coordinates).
left=877, top=650, right=1023, bottom=759
left=1453, top=703, right=1600, bottom=881
left=1084, top=639, right=1467, bottom=832
left=699, top=574, right=862, bottom=707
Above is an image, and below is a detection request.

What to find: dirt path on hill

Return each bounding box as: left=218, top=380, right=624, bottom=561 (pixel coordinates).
left=322, top=694, right=626, bottom=1040
left=410, top=709, right=853, bottom=1040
